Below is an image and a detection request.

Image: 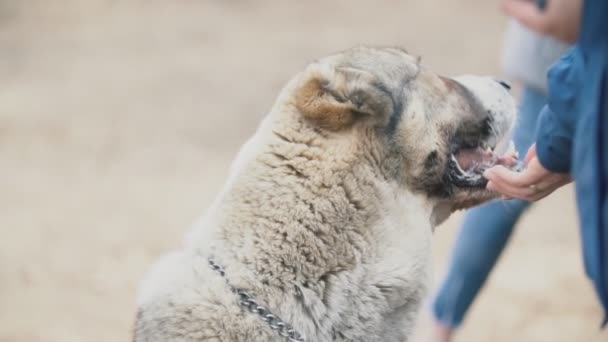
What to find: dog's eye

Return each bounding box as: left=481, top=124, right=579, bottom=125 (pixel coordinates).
left=424, top=150, right=439, bottom=169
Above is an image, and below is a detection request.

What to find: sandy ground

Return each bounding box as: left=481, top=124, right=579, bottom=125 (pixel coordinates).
left=1, top=1, right=606, bottom=341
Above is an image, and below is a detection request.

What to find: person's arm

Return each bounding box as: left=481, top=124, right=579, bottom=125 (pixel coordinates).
left=500, top=0, right=582, bottom=43
left=534, top=47, right=582, bottom=173
left=535, top=104, right=572, bottom=172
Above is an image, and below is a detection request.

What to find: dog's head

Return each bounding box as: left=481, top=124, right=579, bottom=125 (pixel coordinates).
left=293, top=47, right=518, bottom=214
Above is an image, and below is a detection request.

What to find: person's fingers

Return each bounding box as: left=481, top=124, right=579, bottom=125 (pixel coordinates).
left=487, top=177, right=538, bottom=200
left=484, top=164, right=556, bottom=199
left=485, top=159, right=572, bottom=201
left=484, top=165, right=541, bottom=188
left=500, top=0, right=547, bottom=32
left=496, top=174, right=570, bottom=201
left=485, top=170, right=539, bottom=199
left=524, top=144, right=537, bottom=165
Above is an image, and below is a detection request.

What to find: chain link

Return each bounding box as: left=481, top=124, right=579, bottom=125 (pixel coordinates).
left=208, top=258, right=307, bottom=342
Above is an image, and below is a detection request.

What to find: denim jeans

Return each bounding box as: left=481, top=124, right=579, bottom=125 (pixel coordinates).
left=431, top=86, right=547, bottom=327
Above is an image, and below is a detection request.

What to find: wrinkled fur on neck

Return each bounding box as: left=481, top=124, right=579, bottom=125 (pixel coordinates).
left=220, top=123, right=383, bottom=283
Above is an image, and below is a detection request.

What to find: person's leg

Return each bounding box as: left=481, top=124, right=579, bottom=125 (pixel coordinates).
left=429, top=86, right=546, bottom=340
left=431, top=199, right=528, bottom=325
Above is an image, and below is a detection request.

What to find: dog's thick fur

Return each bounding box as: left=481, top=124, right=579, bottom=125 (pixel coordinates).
left=134, top=47, right=516, bottom=341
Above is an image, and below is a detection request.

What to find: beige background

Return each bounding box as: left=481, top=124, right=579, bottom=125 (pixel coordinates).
left=1, top=1, right=606, bottom=341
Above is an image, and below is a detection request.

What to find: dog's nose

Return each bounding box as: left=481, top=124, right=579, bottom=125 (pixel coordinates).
left=496, top=80, right=511, bottom=91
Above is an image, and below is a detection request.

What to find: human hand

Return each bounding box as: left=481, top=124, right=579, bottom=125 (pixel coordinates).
left=483, top=144, right=572, bottom=201
left=500, top=0, right=582, bottom=43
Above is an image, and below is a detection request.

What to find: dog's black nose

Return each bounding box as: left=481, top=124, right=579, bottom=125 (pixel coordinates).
left=497, top=80, right=511, bottom=91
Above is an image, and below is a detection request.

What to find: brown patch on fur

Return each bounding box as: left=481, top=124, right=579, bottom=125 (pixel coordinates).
left=295, top=74, right=356, bottom=130
left=294, top=66, right=394, bottom=131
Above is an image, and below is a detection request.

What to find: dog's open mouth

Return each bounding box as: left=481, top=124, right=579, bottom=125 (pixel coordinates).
left=447, top=139, right=522, bottom=188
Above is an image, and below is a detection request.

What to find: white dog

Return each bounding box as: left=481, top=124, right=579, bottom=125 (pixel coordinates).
left=134, top=47, right=517, bottom=342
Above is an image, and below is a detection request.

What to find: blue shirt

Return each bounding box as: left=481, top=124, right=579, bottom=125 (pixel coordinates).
left=535, top=0, right=608, bottom=326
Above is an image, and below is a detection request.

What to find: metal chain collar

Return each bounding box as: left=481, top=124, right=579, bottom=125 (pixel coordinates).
left=208, top=258, right=307, bottom=342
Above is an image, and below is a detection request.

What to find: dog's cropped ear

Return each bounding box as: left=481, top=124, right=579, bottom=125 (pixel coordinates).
left=294, top=65, right=395, bottom=130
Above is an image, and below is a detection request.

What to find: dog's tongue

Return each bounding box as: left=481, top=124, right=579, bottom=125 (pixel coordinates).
left=455, top=147, right=495, bottom=170
left=455, top=141, right=519, bottom=171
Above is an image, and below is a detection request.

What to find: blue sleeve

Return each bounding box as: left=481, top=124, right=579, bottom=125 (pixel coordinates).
left=534, top=47, right=582, bottom=173
left=535, top=105, right=573, bottom=173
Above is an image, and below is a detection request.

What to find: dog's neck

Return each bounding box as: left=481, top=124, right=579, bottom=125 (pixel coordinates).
left=197, top=116, right=430, bottom=289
